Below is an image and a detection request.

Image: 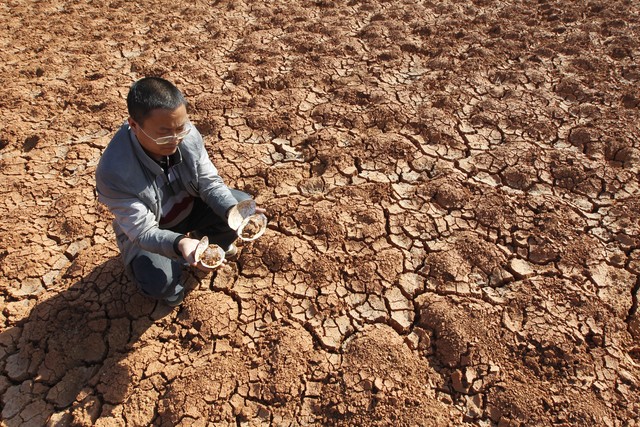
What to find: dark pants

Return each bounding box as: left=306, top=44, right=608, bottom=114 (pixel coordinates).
left=128, top=190, right=251, bottom=300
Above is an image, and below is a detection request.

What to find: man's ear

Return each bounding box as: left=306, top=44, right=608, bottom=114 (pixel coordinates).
left=127, top=117, right=136, bottom=130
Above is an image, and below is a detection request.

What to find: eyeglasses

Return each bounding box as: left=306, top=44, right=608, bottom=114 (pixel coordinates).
left=137, top=122, right=192, bottom=145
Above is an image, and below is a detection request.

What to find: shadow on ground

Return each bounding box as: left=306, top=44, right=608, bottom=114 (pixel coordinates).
left=0, top=256, right=171, bottom=426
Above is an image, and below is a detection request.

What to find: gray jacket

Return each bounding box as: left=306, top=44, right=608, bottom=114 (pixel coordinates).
left=95, top=122, right=238, bottom=265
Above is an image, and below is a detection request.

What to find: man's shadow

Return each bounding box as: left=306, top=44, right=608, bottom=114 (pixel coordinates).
left=1, top=253, right=174, bottom=426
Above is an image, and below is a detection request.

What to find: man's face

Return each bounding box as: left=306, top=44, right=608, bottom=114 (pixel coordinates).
left=128, top=104, right=189, bottom=160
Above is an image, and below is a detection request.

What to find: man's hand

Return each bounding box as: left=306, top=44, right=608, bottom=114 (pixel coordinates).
left=178, top=237, right=200, bottom=265
left=178, top=237, right=223, bottom=272
left=227, top=201, right=267, bottom=230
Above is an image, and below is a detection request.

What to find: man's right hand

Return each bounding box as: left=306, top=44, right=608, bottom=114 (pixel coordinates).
left=178, top=237, right=222, bottom=272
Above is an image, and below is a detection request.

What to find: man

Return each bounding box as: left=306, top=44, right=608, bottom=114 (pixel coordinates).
left=96, top=77, right=262, bottom=307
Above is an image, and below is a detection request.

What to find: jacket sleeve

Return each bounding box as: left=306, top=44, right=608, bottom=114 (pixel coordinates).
left=192, top=132, right=240, bottom=220
left=96, top=171, right=183, bottom=260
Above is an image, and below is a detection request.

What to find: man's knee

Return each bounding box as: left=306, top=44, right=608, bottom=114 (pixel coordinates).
left=128, top=253, right=182, bottom=299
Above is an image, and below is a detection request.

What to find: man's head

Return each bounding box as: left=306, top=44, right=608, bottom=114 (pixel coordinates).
left=127, top=77, right=187, bottom=125
left=127, top=77, right=190, bottom=160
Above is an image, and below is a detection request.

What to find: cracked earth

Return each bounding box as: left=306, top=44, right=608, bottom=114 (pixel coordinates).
left=1, top=0, right=640, bottom=425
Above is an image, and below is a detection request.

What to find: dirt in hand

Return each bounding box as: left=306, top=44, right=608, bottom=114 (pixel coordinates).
left=200, top=245, right=224, bottom=268
left=240, top=215, right=266, bottom=240
left=1, top=0, right=640, bottom=426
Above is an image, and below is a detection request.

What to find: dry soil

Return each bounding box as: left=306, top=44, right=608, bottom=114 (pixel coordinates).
left=1, top=0, right=640, bottom=426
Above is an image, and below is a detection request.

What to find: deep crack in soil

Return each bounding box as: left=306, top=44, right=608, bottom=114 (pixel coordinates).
left=1, top=0, right=640, bottom=425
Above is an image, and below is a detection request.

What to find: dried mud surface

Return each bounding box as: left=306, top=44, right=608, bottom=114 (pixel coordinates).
left=1, top=0, right=640, bottom=426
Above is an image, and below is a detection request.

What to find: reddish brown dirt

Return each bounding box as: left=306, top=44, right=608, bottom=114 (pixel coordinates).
left=1, top=0, right=640, bottom=426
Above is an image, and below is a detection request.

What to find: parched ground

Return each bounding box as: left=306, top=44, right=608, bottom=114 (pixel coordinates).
left=1, top=0, right=640, bottom=425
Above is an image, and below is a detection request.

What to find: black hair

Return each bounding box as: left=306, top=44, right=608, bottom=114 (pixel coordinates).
left=126, top=77, right=188, bottom=124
